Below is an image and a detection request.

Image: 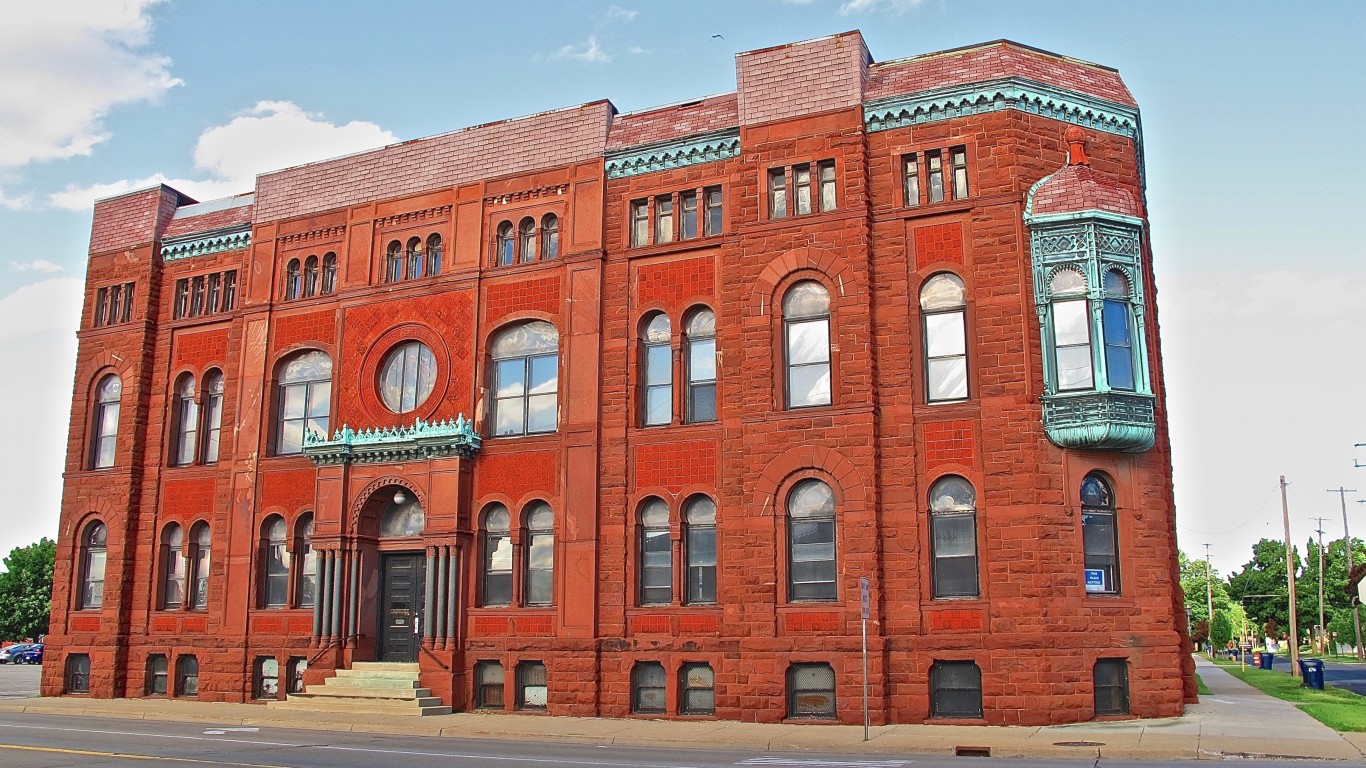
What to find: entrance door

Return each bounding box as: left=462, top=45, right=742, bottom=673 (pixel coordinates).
left=379, top=553, right=425, bottom=662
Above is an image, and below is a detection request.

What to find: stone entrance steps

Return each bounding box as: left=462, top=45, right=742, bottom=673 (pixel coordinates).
left=268, top=661, right=450, bottom=716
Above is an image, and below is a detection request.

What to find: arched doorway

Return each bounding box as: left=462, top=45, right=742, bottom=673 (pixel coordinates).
left=372, top=486, right=426, bottom=662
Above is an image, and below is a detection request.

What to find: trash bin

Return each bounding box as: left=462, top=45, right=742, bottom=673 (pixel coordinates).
left=1299, top=658, right=1325, bottom=690
left=1258, top=652, right=1275, bottom=670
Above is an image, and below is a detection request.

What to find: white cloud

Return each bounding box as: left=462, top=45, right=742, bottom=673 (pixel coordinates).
left=549, top=36, right=612, bottom=64
left=0, top=0, right=181, bottom=168
left=628, top=46, right=650, bottom=55
left=0, top=279, right=81, bottom=561
left=604, top=5, right=638, bottom=22
left=48, top=101, right=396, bottom=210
left=10, top=259, right=64, bottom=273
left=839, top=0, right=926, bottom=14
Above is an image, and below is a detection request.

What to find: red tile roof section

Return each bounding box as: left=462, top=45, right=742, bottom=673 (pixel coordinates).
left=736, top=31, right=870, bottom=126
left=162, top=203, right=255, bottom=239
left=89, top=186, right=190, bottom=255
left=868, top=41, right=1134, bottom=107
left=254, top=102, right=614, bottom=223
left=606, top=93, right=739, bottom=151
left=1031, top=165, right=1141, bottom=218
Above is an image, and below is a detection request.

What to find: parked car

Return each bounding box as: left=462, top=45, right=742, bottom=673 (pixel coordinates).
left=15, top=645, right=42, bottom=665
left=0, top=644, right=33, bottom=664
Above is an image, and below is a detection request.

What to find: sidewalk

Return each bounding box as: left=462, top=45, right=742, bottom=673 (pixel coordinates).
left=0, top=657, right=1361, bottom=762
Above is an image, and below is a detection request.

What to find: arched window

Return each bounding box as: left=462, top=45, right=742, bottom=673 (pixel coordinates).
left=188, top=522, right=210, bottom=610
left=684, top=308, right=717, bottom=423
left=684, top=495, right=717, bottom=604
left=638, top=498, right=671, bottom=605
left=640, top=313, right=672, bottom=427
left=385, top=240, right=403, bottom=283
left=496, top=221, right=515, bottom=266
left=1081, top=473, right=1120, bottom=594
left=523, top=502, right=554, bottom=606
left=79, top=521, right=108, bottom=610
left=680, top=663, right=715, bottom=715
left=262, top=516, right=289, bottom=608
left=175, top=655, right=199, bottom=697
left=406, top=236, right=423, bottom=280
left=540, top=214, right=559, bottom=260
left=787, top=663, right=836, bottom=719
left=518, top=217, right=536, bottom=263
left=426, top=234, right=443, bottom=276
left=379, top=488, right=425, bottom=537
left=929, top=475, right=978, bottom=599
left=921, top=273, right=968, bottom=402
left=171, top=373, right=198, bottom=467
left=320, top=252, right=337, bottom=294
left=90, top=374, right=121, bottom=469
left=480, top=505, right=512, bottom=606
left=145, top=654, right=168, bottom=695
left=378, top=341, right=437, bottom=413
left=930, top=660, right=982, bottom=718
left=787, top=479, right=836, bottom=601
left=285, top=258, right=301, bottom=300
left=1050, top=269, right=1092, bottom=391
left=64, top=654, right=90, bottom=694
left=632, top=662, right=666, bottom=714
left=159, top=523, right=184, bottom=610
left=201, top=370, right=224, bottom=464
left=274, top=350, right=332, bottom=455
left=1102, top=270, right=1135, bottom=392
left=783, top=281, right=832, bottom=408
left=296, top=513, right=317, bottom=608
left=302, top=255, right=319, bottom=298
left=490, top=322, right=559, bottom=436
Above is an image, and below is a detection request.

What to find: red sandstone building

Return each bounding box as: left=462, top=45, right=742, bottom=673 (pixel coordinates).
left=46, top=32, right=1194, bottom=725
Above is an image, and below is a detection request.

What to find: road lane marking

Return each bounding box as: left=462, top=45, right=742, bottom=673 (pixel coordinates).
left=0, top=742, right=291, bottom=767
left=738, top=760, right=910, bottom=767
left=0, top=722, right=296, bottom=747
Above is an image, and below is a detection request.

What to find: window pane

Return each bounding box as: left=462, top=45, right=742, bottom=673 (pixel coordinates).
left=920, top=274, right=966, bottom=311
left=795, top=166, right=812, bottom=215
left=705, top=188, right=723, bottom=235
left=688, top=384, right=716, bottom=423
left=681, top=192, right=698, bottom=239
left=494, top=397, right=524, bottom=436
left=1103, top=300, right=1135, bottom=391
left=688, top=337, right=715, bottom=381
left=925, top=312, right=965, bottom=357
left=819, top=162, right=836, bottom=211
left=1050, top=269, right=1087, bottom=296
left=783, top=281, right=829, bottom=317
left=528, top=354, right=558, bottom=395
left=788, top=364, right=832, bottom=408
left=645, top=343, right=671, bottom=385
left=928, top=358, right=968, bottom=401
left=1055, top=345, right=1095, bottom=390
left=494, top=358, right=525, bottom=399
left=656, top=197, right=673, bottom=244
left=786, top=319, right=830, bottom=365
left=1054, top=300, right=1090, bottom=346
left=769, top=169, right=787, bottom=218
left=933, top=513, right=975, bottom=557
left=526, top=393, right=557, bottom=433
left=645, top=386, right=671, bottom=426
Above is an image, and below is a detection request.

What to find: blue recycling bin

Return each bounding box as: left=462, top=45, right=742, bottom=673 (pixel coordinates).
left=1258, top=652, right=1275, bottom=670
left=1299, top=658, right=1325, bottom=690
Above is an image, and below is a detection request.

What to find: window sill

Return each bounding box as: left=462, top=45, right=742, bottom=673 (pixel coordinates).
left=484, top=259, right=561, bottom=276
left=900, top=199, right=974, bottom=220
left=624, top=235, right=725, bottom=260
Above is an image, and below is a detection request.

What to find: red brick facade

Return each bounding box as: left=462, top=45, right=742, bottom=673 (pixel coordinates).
left=45, top=33, right=1193, bottom=725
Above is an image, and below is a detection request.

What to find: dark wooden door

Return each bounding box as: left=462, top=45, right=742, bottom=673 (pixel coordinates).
left=379, top=553, right=424, bottom=662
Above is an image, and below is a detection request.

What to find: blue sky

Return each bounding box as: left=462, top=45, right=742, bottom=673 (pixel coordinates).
left=0, top=0, right=1363, bottom=579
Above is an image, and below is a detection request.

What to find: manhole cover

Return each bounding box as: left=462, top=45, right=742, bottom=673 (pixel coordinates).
left=1053, top=741, right=1105, bottom=747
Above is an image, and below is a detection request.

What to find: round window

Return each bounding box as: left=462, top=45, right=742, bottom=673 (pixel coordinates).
left=379, top=341, right=437, bottom=413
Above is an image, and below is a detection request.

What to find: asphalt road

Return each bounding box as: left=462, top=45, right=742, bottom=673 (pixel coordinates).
left=1238, top=653, right=1366, bottom=695
left=0, top=663, right=40, bottom=700
left=0, top=712, right=1337, bottom=768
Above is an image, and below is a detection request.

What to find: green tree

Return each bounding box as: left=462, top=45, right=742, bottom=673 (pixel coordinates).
left=1226, top=538, right=1302, bottom=633
left=1180, top=549, right=1245, bottom=644
left=1210, top=611, right=1233, bottom=648
left=0, top=538, right=56, bottom=640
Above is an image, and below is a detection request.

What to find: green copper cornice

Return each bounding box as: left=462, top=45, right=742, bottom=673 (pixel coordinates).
left=864, top=77, right=1140, bottom=139
left=303, top=415, right=482, bottom=466
left=605, top=129, right=740, bottom=179
left=160, top=225, right=251, bottom=262
left=1042, top=393, right=1156, bottom=453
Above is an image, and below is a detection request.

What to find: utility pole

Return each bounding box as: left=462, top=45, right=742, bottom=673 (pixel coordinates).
left=1312, top=517, right=1327, bottom=654
left=1281, top=476, right=1301, bottom=677
left=1204, top=543, right=1215, bottom=655
left=1329, top=486, right=1362, bottom=659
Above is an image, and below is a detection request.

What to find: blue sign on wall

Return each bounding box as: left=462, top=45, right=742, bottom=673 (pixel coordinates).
left=1084, top=569, right=1106, bottom=592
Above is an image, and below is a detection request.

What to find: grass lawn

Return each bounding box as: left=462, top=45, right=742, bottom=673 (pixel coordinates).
left=1212, top=659, right=1366, bottom=732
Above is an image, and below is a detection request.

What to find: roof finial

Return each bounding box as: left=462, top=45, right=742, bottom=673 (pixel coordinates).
left=1065, top=126, right=1090, bottom=166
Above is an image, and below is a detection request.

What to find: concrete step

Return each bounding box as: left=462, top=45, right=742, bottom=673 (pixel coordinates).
left=346, top=662, right=420, bottom=673
left=303, top=685, right=433, bottom=700
left=269, top=695, right=450, bottom=716
left=323, top=676, right=423, bottom=689
left=333, top=669, right=424, bottom=681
